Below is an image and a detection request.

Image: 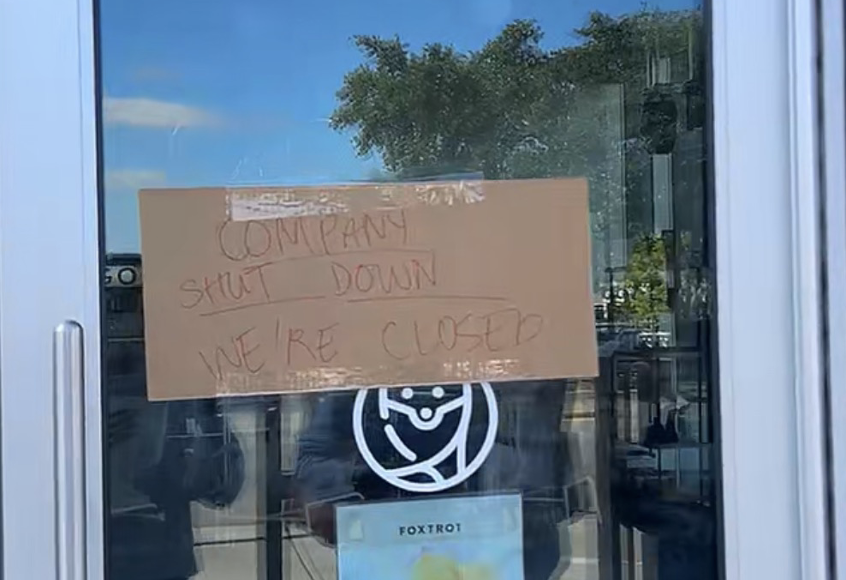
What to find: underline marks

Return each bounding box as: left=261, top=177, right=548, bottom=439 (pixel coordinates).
left=200, top=295, right=327, bottom=317
left=345, top=295, right=509, bottom=304
left=199, top=294, right=509, bottom=317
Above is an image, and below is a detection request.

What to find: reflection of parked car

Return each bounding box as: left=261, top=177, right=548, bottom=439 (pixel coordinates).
left=638, top=331, right=671, bottom=349
left=598, top=327, right=671, bottom=357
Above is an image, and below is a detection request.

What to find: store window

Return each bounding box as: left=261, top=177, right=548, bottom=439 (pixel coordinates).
left=98, top=1, right=716, bottom=579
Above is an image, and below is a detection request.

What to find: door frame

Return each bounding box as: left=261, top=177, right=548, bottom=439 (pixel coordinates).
left=0, top=0, right=829, bottom=579
left=820, top=0, right=846, bottom=576
left=0, top=0, right=101, bottom=577
left=712, top=0, right=829, bottom=578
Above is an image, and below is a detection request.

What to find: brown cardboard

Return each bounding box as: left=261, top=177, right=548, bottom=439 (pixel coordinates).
left=138, top=178, right=598, bottom=400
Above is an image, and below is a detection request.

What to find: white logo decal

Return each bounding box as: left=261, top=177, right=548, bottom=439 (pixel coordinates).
left=352, top=383, right=498, bottom=493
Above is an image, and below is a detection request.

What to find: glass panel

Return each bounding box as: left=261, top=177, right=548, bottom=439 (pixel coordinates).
left=98, top=1, right=716, bottom=580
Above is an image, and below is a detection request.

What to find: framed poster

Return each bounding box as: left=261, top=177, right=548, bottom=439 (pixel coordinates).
left=335, top=493, right=524, bottom=580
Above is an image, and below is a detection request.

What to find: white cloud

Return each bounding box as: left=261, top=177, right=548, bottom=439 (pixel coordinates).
left=105, top=169, right=166, bottom=191
left=103, top=97, right=221, bottom=129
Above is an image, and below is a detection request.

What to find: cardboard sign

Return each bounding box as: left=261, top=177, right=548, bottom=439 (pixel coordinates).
left=138, top=178, right=597, bottom=400
left=335, top=494, right=524, bottom=580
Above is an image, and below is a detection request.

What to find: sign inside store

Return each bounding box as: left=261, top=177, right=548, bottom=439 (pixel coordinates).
left=335, top=494, right=524, bottom=580
left=138, top=178, right=597, bottom=400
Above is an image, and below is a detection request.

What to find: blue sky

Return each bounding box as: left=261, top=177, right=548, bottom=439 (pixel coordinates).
left=100, top=0, right=699, bottom=252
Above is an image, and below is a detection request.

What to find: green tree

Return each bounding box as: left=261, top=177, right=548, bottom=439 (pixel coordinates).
left=330, top=10, right=701, bottom=181
left=330, top=9, right=703, bottom=299
left=620, top=234, right=668, bottom=329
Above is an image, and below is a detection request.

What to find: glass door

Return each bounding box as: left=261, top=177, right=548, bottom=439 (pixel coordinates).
left=97, top=3, right=718, bottom=580
left=0, top=1, right=827, bottom=580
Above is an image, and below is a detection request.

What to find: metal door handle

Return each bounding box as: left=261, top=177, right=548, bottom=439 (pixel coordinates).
left=53, top=321, right=86, bottom=580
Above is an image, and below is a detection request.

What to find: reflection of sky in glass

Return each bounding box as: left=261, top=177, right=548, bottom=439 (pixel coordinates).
left=100, top=0, right=698, bottom=251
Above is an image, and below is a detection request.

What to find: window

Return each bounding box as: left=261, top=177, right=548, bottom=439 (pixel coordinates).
left=98, top=2, right=718, bottom=579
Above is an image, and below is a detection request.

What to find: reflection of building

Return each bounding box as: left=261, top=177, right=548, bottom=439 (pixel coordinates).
left=104, top=254, right=145, bottom=383
left=625, top=28, right=707, bottom=348
left=105, top=253, right=143, bottom=337
left=586, top=18, right=708, bottom=345
left=590, top=20, right=715, bottom=580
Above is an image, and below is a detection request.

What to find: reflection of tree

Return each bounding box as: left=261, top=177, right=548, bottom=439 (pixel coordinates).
left=331, top=10, right=701, bottom=178
left=330, top=9, right=705, bottom=311
left=620, top=234, right=668, bottom=330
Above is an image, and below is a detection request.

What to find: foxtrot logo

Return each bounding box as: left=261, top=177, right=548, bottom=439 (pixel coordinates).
left=352, top=383, right=498, bottom=493
left=399, top=523, right=461, bottom=536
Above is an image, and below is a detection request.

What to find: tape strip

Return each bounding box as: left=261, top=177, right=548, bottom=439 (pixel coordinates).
left=226, top=181, right=485, bottom=221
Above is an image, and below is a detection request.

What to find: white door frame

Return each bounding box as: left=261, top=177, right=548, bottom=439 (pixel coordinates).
left=0, top=0, right=101, bottom=577
left=819, top=0, right=846, bottom=577
left=0, top=0, right=829, bottom=579
left=713, top=1, right=829, bottom=579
